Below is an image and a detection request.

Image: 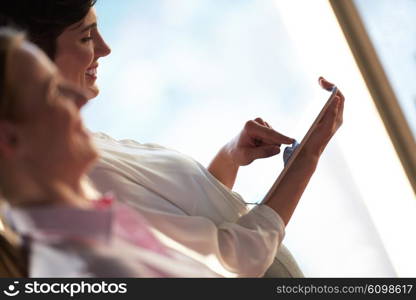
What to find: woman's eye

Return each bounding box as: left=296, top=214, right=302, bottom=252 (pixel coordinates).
left=81, top=36, right=93, bottom=43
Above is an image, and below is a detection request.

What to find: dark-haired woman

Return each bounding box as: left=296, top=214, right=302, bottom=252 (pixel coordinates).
left=0, top=1, right=344, bottom=277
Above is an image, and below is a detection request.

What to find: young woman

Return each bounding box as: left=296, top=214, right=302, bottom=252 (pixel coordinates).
left=0, top=1, right=344, bottom=277
left=0, top=28, right=218, bottom=277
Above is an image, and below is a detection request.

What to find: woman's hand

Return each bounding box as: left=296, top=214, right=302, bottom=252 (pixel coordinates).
left=208, top=119, right=294, bottom=189
left=301, top=76, right=344, bottom=159
left=265, top=76, right=344, bottom=225
left=224, top=118, right=294, bottom=167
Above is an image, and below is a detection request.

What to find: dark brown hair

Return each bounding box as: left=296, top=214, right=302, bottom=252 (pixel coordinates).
left=0, top=0, right=97, bottom=59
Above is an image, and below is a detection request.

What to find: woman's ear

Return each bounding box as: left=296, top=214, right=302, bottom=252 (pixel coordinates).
left=0, top=121, right=19, bottom=158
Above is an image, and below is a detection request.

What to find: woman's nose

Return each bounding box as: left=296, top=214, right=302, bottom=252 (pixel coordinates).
left=95, top=33, right=111, bottom=58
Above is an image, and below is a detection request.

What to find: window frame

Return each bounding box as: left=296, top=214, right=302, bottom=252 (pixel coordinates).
left=329, top=0, right=416, bottom=194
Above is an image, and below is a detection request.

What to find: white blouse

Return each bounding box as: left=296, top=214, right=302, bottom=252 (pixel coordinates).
left=89, top=132, right=285, bottom=277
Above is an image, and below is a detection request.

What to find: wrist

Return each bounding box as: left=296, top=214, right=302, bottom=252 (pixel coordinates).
left=207, top=143, right=240, bottom=190
left=220, top=142, right=240, bottom=169
left=293, top=148, right=320, bottom=172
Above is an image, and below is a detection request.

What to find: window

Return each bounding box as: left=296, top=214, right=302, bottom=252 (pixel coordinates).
left=354, top=0, right=416, bottom=139
left=83, top=0, right=416, bottom=276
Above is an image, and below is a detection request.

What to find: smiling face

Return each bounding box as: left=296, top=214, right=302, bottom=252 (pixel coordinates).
left=8, top=40, right=99, bottom=186
left=54, top=8, right=111, bottom=99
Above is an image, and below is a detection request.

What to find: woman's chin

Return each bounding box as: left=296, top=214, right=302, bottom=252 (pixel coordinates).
left=86, top=84, right=99, bottom=100
left=84, top=134, right=100, bottom=162
left=79, top=146, right=99, bottom=174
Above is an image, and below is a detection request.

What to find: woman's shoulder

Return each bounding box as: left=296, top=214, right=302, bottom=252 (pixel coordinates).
left=91, top=131, right=169, bottom=150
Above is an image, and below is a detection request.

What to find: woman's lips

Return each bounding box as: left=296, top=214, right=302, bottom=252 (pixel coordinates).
left=85, top=67, right=97, bottom=80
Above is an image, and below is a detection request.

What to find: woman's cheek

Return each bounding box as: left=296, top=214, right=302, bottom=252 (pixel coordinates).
left=68, top=46, right=94, bottom=88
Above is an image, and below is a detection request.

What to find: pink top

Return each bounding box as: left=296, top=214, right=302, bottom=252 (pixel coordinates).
left=6, top=195, right=219, bottom=277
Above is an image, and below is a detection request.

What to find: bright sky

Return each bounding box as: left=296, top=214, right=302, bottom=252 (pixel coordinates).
left=82, top=0, right=416, bottom=277
left=355, top=0, right=416, bottom=139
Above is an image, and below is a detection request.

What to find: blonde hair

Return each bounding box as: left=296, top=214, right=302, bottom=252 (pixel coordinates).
left=0, top=28, right=27, bottom=277
left=0, top=27, right=25, bottom=121
left=0, top=27, right=25, bottom=202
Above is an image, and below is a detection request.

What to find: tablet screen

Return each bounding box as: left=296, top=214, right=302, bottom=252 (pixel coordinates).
left=260, top=86, right=338, bottom=204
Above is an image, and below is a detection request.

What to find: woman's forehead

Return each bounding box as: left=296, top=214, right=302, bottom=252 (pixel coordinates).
left=20, top=41, right=56, bottom=73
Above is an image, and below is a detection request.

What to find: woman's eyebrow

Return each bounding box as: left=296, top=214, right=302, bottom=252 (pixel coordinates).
left=69, top=21, right=97, bottom=32
left=80, top=23, right=97, bottom=33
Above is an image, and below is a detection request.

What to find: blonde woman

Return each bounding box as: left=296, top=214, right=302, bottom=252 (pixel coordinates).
left=0, top=28, right=219, bottom=277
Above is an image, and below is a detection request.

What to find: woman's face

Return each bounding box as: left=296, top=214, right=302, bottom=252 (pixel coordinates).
left=54, top=8, right=111, bottom=99
left=9, top=40, right=98, bottom=184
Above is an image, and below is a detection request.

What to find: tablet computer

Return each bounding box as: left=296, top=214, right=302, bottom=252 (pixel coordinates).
left=259, top=86, right=338, bottom=204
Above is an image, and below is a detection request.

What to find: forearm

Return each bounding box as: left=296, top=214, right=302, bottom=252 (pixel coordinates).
left=265, top=149, right=319, bottom=225
left=208, top=144, right=239, bottom=190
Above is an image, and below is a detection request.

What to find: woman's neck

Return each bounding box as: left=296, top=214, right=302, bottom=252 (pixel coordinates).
left=7, top=171, right=91, bottom=209
left=42, top=179, right=92, bottom=208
